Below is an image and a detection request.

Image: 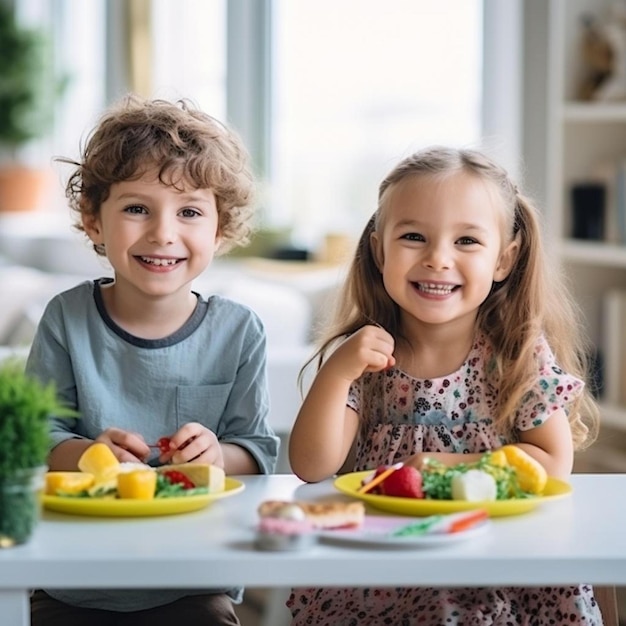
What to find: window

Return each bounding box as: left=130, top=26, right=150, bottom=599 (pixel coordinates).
left=269, top=0, right=483, bottom=250
left=23, top=0, right=484, bottom=243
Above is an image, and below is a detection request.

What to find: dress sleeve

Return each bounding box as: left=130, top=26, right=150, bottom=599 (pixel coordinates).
left=347, top=379, right=362, bottom=413
left=514, top=336, right=584, bottom=431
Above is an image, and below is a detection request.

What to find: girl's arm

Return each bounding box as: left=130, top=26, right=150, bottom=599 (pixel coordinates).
left=405, top=408, right=574, bottom=478
left=514, top=408, right=574, bottom=479
left=289, top=326, right=395, bottom=483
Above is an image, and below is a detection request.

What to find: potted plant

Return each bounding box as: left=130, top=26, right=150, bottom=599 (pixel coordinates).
left=0, top=2, right=67, bottom=212
left=0, top=359, right=72, bottom=547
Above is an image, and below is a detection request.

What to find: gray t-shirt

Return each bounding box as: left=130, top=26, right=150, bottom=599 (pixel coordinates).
left=26, top=278, right=279, bottom=611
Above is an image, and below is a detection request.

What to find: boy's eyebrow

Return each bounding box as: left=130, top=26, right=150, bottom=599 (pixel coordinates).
left=113, top=190, right=213, bottom=204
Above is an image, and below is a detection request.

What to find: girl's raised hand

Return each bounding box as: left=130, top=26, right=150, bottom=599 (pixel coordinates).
left=326, top=324, right=396, bottom=381
left=167, top=422, right=225, bottom=468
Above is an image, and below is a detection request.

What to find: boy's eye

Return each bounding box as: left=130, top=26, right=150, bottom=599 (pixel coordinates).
left=457, top=236, right=479, bottom=245
left=124, top=205, right=147, bottom=214
left=180, top=207, right=200, bottom=218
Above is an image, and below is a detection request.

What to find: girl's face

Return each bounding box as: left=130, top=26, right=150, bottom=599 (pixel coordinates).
left=82, top=169, right=221, bottom=302
left=371, top=171, right=517, bottom=332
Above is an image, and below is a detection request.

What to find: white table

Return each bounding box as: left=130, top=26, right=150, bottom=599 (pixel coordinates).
left=1, top=473, right=625, bottom=626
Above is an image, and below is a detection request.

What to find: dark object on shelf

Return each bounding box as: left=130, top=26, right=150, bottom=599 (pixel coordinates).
left=270, top=247, right=310, bottom=261
left=571, top=183, right=605, bottom=240
left=590, top=348, right=603, bottom=400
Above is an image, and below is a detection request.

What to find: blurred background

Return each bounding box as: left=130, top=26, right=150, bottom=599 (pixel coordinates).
left=3, top=1, right=626, bottom=623
left=0, top=0, right=524, bottom=260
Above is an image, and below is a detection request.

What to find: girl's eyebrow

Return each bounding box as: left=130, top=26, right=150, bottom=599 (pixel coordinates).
left=392, top=218, right=489, bottom=234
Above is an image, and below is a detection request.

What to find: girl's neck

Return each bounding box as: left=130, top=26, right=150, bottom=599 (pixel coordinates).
left=99, top=281, right=198, bottom=340
left=396, top=317, right=476, bottom=379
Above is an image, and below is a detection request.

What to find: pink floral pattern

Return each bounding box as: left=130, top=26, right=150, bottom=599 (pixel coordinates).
left=287, top=333, right=602, bottom=625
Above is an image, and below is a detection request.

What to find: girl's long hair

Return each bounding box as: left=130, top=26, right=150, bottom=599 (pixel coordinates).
left=302, top=146, right=599, bottom=450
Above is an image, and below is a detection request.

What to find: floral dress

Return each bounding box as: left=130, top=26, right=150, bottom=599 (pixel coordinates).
left=287, top=333, right=603, bottom=626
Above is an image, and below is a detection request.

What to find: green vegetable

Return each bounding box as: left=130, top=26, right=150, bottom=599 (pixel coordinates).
left=153, top=474, right=208, bottom=498
left=421, top=453, right=534, bottom=501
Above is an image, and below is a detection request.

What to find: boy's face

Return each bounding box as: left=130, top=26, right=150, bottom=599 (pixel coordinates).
left=83, top=169, right=221, bottom=301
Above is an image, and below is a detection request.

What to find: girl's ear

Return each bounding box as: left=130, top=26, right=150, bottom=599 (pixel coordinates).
left=370, top=231, right=384, bottom=272
left=493, top=238, right=519, bottom=282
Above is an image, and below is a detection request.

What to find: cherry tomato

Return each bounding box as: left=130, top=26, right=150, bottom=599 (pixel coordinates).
left=162, top=470, right=195, bottom=489
left=157, top=437, right=171, bottom=454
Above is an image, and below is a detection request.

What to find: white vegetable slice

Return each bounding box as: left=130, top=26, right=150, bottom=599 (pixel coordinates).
left=451, top=469, right=497, bottom=501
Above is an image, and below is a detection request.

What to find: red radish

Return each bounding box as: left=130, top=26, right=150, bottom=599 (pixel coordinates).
left=380, top=465, right=424, bottom=498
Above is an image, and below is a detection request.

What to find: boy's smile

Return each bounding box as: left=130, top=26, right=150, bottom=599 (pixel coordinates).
left=83, top=169, right=221, bottom=309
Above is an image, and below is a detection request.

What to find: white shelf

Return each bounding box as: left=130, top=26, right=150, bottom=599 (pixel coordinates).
left=563, top=102, right=626, bottom=122
left=543, top=1, right=626, bottom=469
left=561, top=240, right=626, bottom=267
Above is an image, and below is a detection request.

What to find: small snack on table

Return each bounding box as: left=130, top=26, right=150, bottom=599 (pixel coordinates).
left=255, top=502, right=315, bottom=552
left=258, top=500, right=365, bottom=530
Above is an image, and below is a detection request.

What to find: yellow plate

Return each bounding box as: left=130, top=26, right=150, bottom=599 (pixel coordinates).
left=334, top=472, right=572, bottom=518
left=42, top=477, right=244, bottom=517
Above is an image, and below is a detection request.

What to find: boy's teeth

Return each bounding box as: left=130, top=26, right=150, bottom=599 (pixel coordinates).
left=141, top=257, right=177, bottom=266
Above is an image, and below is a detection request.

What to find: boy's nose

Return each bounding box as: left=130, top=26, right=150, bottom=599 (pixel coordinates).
left=147, top=215, right=177, bottom=245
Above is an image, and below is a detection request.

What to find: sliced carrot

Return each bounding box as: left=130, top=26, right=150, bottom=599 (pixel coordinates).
left=448, top=509, right=489, bottom=533
left=357, top=463, right=403, bottom=494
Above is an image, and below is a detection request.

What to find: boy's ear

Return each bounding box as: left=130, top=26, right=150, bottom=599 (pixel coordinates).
left=82, top=213, right=103, bottom=245
left=493, top=239, right=519, bottom=282
left=370, top=231, right=384, bottom=271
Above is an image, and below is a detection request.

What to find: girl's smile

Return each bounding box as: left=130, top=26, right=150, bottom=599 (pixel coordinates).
left=372, top=171, right=517, bottom=332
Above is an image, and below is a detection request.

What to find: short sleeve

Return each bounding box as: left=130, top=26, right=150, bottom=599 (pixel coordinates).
left=347, top=379, right=363, bottom=414
left=514, top=336, right=584, bottom=431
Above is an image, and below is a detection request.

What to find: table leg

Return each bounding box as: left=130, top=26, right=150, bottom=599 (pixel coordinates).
left=0, top=589, right=30, bottom=626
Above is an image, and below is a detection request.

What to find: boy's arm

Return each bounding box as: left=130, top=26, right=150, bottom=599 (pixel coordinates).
left=213, top=316, right=279, bottom=475
left=221, top=443, right=261, bottom=474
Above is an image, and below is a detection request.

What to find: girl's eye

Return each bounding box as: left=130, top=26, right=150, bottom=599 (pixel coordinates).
left=124, top=205, right=147, bottom=215
left=402, top=232, right=425, bottom=242
left=457, top=236, right=479, bottom=245
left=179, top=207, right=200, bottom=218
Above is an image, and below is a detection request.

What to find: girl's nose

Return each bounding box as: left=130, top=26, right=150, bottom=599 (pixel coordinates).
left=422, top=243, right=452, bottom=270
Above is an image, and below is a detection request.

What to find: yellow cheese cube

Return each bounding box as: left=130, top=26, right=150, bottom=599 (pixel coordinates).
left=117, top=469, right=157, bottom=500
left=78, top=443, right=120, bottom=480
left=45, top=471, right=95, bottom=495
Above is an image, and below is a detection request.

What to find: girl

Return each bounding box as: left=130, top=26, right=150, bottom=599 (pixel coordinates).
left=27, top=95, right=279, bottom=626
left=288, top=146, right=603, bottom=625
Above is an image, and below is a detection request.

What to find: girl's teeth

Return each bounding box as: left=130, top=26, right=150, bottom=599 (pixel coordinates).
left=141, top=257, right=177, bottom=266
left=419, top=283, right=454, bottom=295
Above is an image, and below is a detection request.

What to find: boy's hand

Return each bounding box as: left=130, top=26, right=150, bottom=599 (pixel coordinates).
left=325, top=324, right=395, bottom=382
left=167, top=422, right=224, bottom=469
left=95, top=428, right=152, bottom=464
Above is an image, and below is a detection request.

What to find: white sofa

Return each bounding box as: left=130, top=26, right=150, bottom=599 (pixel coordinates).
left=0, top=254, right=342, bottom=460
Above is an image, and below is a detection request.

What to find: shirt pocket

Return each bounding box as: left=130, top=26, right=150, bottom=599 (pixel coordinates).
left=176, top=383, right=232, bottom=430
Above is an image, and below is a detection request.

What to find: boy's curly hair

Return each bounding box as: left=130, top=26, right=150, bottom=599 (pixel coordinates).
left=58, top=94, right=255, bottom=255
